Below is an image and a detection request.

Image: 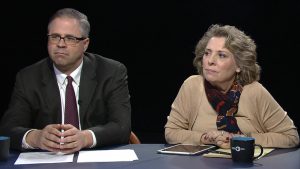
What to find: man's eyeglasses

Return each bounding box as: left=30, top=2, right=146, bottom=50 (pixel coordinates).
left=48, top=34, right=86, bottom=46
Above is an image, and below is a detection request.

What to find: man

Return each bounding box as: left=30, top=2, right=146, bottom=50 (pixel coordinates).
left=0, top=8, right=131, bottom=154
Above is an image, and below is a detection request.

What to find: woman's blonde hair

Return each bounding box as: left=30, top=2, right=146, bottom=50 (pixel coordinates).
left=193, top=24, right=261, bottom=85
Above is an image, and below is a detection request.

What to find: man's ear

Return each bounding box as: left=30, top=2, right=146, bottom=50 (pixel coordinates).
left=83, top=38, right=90, bottom=52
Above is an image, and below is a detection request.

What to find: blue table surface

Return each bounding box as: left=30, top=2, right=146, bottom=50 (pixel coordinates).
left=0, top=144, right=299, bottom=169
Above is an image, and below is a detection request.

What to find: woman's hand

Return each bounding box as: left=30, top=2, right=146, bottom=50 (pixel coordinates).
left=201, top=130, right=233, bottom=149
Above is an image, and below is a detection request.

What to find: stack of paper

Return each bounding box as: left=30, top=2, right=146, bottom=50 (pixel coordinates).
left=14, top=149, right=138, bottom=165
left=203, top=147, right=274, bottom=159
left=77, top=149, right=138, bottom=162
left=15, top=152, right=74, bottom=165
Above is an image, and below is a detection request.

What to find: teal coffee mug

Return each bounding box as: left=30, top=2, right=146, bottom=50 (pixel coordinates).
left=230, top=137, right=263, bottom=163
left=0, top=136, right=10, bottom=161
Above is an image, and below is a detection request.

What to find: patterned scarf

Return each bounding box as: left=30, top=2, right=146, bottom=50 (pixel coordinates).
left=204, top=80, right=243, bottom=134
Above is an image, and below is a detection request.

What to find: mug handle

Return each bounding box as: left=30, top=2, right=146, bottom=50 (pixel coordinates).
left=253, top=144, right=263, bottom=160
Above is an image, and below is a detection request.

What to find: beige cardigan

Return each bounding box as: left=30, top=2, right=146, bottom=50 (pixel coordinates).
left=165, top=75, right=299, bottom=148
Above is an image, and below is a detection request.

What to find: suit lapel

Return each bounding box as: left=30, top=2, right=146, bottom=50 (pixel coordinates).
left=78, top=56, right=97, bottom=123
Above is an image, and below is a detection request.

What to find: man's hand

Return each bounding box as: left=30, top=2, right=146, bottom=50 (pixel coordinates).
left=26, top=124, right=93, bottom=154
left=26, top=124, right=63, bottom=152
left=58, top=124, right=93, bottom=154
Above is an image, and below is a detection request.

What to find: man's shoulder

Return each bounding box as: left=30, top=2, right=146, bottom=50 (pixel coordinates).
left=83, top=52, right=127, bottom=77
left=84, top=52, right=124, bottom=67
left=18, top=57, right=50, bottom=74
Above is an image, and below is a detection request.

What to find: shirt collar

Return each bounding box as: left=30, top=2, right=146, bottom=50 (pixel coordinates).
left=53, top=61, right=83, bottom=86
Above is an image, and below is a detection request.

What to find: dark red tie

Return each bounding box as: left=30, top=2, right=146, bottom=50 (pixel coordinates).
left=65, top=76, right=79, bottom=129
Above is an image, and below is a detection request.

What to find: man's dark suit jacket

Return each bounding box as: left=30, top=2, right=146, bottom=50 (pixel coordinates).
left=0, top=52, right=131, bottom=150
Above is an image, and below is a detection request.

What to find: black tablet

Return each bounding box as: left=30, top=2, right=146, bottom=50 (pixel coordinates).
left=157, top=144, right=217, bottom=155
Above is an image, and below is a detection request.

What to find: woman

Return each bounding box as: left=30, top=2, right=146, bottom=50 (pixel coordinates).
left=164, top=24, right=299, bottom=148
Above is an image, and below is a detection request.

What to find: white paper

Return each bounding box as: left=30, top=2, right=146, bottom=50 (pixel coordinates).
left=14, top=152, right=74, bottom=165
left=77, top=149, right=138, bottom=163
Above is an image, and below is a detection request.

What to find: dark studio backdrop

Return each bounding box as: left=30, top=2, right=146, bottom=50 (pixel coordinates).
left=1, top=1, right=299, bottom=143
